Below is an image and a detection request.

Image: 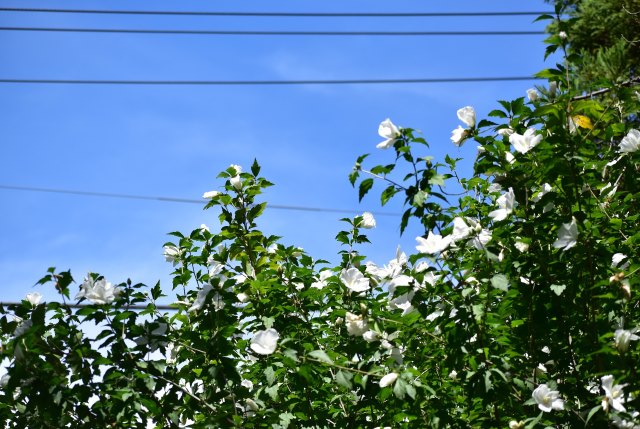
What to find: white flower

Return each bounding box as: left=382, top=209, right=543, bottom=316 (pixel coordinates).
left=510, top=128, right=542, bottom=154
left=532, top=384, right=564, bottom=412
left=163, top=245, right=181, bottom=266
left=488, top=183, right=503, bottom=193
left=377, top=118, right=401, bottom=149
left=75, top=275, right=121, bottom=305
left=188, top=284, right=224, bottom=312
left=527, top=88, right=540, bottom=102
left=531, top=183, right=555, bottom=212
left=229, top=164, right=242, bottom=175
left=368, top=246, right=407, bottom=280
left=601, top=375, right=627, bottom=412
left=450, top=125, right=469, bottom=146
left=362, top=330, right=379, bottom=342
left=202, top=190, right=221, bottom=199
left=497, top=127, right=515, bottom=137
left=612, top=253, right=629, bottom=270
left=388, top=288, right=415, bottom=316
left=469, top=229, right=492, bottom=250
left=559, top=31, right=567, bottom=39
left=514, top=241, right=529, bottom=253
left=614, top=329, right=639, bottom=353
left=414, top=261, right=429, bottom=273
left=340, top=268, right=370, bottom=293
left=488, top=188, right=516, bottom=221
left=553, top=217, right=578, bottom=250
left=165, top=342, right=179, bottom=364
left=230, top=175, right=242, bottom=190
left=345, top=312, right=368, bottom=336
left=619, top=129, right=640, bottom=153
left=241, top=379, right=254, bottom=390
left=457, top=106, right=476, bottom=128
left=416, top=232, right=452, bottom=254
left=451, top=217, right=473, bottom=242
left=509, top=421, right=524, bottom=429
left=25, top=292, right=43, bottom=306
left=250, top=328, right=279, bottom=355
left=0, top=374, right=10, bottom=389
left=311, top=269, right=332, bottom=289
left=359, top=212, right=376, bottom=229
left=421, top=271, right=440, bottom=288
left=448, top=370, right=458, bottom=380
left=532, top=183, right=553, bottom=202
left=379, top=372, right=399, bottom=388
left=505, top=151, right=516, bottom=164
left=610, top=413, right=640, bottom=429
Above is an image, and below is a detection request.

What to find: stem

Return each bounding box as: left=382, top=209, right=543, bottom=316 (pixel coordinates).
left=155, top=375, right=218, bottom=413
left=360, top=168, right=407, bottom=191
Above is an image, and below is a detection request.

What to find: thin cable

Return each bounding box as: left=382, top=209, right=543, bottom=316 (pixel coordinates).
left=0, top=27, right=545, bottom=36
left=0, top=301, right=177, bottom=311
left=0, top=184, right=400, bottom=217
left=0, top=76, right=541, bottom=86
left=0, top=7, right=554, bottom=17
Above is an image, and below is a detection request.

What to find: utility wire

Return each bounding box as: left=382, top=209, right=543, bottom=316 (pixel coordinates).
left=0, top=184, right=400, bottom=217
left=0, top=76, right=541, bottom=86
left=0, top=7, right=554, bottom=17
left=0, top=27, right=545, bottom=37
left=1, top=302, right=177, bottom=311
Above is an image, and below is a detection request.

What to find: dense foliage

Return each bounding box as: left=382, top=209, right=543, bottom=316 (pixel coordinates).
left=545, top=0, right=640, bottom=90
left=1, top=2, right=640, bottom=428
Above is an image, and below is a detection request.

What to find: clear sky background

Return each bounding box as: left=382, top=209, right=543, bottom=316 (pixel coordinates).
left=0, top=1, right=556, bottom=305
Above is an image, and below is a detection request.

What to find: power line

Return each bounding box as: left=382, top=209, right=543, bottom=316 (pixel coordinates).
left=0, top=7, right=554, bottom=18
left=0, top=27, right=545, bottom=37
left=1, top=302, right=177, bottom=311
left=0, top=76, right=541, bottom=86
left=0, top=184, right=400, bottom=217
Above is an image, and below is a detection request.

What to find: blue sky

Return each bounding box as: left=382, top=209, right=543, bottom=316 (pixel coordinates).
left=0, top=0, right=555, bottom=304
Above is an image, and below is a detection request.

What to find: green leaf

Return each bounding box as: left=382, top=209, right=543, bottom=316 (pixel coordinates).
left=412, top=190, right=428, bottom=208
left=477, top=119, right=497, bottom=128
left=429, top=174, right=445, bottom=186
left=484, top=371, right=493, bottom=392
left=308, top=350, right=333, bottom=364
left=585, top=405, right=601, bottom=426
left=265, top=366, right=276, bottom=385
left=534, top=13, right=555, bottom=22
left=335, top=370, right=353, bottom=389
left=488, top=109, right=508, bottom=118
left=381, top=185, right=399, bottom=206
left=550, top=284, right=566, bottom=296
left=264, top=384, right=279, bottom=401
left=262, top=316, right=275, bottom=329
left=393, top=377, right=406, bottom=399
left=251, top=158, right=261, bottom=176
left=279, top=412, right=295, bottom=429
left=490, top=274, right=509, bottom=291
left=358, top=178, right=374, bottom=202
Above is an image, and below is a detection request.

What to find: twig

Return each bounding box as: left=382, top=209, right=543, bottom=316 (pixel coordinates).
left=571, top=76, right=640, bottom=101
left=155, top=375, right=218, bottom=413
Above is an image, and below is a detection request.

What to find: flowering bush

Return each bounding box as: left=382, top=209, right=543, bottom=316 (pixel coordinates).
left=1, top=4, right=640, bottom=428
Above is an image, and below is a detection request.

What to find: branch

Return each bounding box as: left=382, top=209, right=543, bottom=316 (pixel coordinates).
left=156, top=375, right=218, bottom=413
left=571, top=76, right=640, bottom=101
